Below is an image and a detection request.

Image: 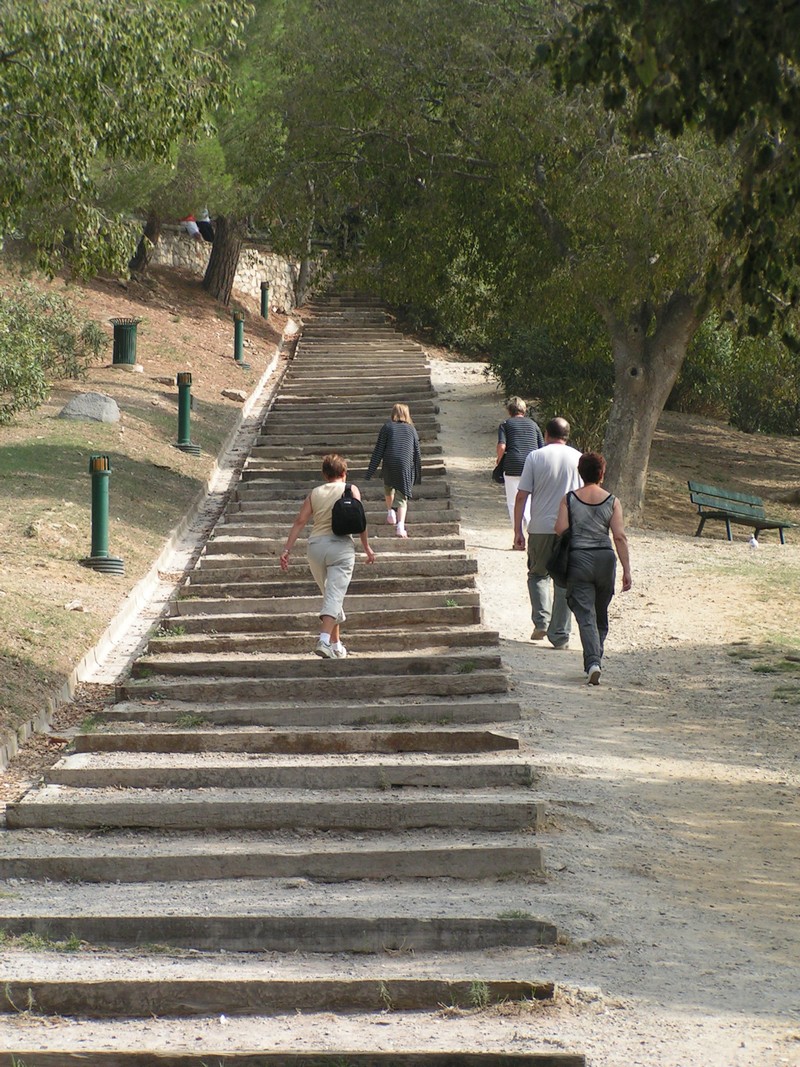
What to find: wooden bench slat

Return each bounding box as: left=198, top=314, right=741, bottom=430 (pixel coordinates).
left=686, top=480, right=794, bottom=543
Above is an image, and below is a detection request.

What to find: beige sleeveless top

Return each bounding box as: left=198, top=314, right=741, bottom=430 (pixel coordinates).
left=310, top=481, right=347, bottom=537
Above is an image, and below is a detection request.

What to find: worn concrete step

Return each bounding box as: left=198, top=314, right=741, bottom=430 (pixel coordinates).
left=172, top=589, right=480, bottom=617
left=44, top=754, right=537, bottom=791
left=146, top=628, right=491, bottom=657
left=70, top=727, right=520, bottom=755
left=131, top=649, right=502, bottom=680
left=187, top=554, right=473, bottom=580
left=210, top=523, right=459, bottom=545
left=0, top=974, right=565, bottom=1026
left=163, top=605, right=483, bottom=635
left=97, top=699, right=523, bottom=727
left=0, top=1052, right=582, bottom=1067
left=206, top=534, right=466, bottom=554
left=121, top=670, right=508, bottom=704
left=0, top=831, right=542, bottom=882
left=240, top=461, right=446, bottom=479
left=234, top=481, right=451, bottom=499
left=223, top=502, right=456, bottom=521
left=179, top=575, right=476, bottom=601
left=0, top=876, right=555, bottom=924
left=5, top=787, right=542, bottom=831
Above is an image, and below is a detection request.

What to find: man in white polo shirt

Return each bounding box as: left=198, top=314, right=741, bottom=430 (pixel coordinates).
left=514, top=416, right=583, bottom=649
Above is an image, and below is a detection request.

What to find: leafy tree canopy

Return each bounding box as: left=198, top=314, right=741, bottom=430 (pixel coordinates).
left=548, top=0, right=800, bottom=334
left=0, top=0, right=252, bottom=273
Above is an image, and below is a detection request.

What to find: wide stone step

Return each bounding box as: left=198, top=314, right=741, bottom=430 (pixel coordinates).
left=0, top=874, right=556, bottom=952
left=179, top=575, right=475, bottom=600
left=204, top=533, right=466, bottom=554
left=97, top=699, right=523, bottom=727
left=233, top=481, right=452, bottom=500
left=147, top=627, right=493, bottom=656
left=224, top=502, right=456, bottom=521
left=0, top=831, right=543, bottom=882
left=205, top=531, right=462, bottom=555
left=164, top=605, right=483, bottom=634
left=5, top=787, right=541, bottom=831
left=44, top=754, right=537, bottom=791
left=187, top=554, right=473, bottom=580
left=70, top=727, right=520, bottom=755
left=0, top=973, right=560, bottom=1021
left=0, top=1051, right=582, bottom=1067
left=131, top=649, right=502, bottom=680
left=171, top=590, right=480, bottom=617
left=119, top=672, right=509, bottom=704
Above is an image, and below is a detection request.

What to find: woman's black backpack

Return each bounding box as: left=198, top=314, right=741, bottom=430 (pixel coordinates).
left=331, top=483, right=368, bottom=535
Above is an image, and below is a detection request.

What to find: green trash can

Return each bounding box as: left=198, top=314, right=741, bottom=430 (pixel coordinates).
left=110, top=317, right=141, bottom=365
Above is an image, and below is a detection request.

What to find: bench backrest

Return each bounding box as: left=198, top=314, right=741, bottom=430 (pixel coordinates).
left=688, top=480, right=766, bottom=519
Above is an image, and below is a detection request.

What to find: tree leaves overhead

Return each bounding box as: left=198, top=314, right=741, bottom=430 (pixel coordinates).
left=549, top=0, right=800, bottom=328
left=0, top=0, right=252, bottom=272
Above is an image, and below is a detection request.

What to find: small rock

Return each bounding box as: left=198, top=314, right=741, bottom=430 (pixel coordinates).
left=64, top=600, right=86, bottom=612
left=151, top=376, right=176, bottom=386
left=221, top=389, right=247, bottom=403
left=58, top=393, right=120, bottom=424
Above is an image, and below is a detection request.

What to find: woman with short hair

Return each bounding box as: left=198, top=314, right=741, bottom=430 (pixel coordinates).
left=365, top=403, right=421, bottom=538
left=280, top=453, right=375, bottom=659
left=496, top=397, right=543, bottom=541
left=554, top=451, right=632, bottom=685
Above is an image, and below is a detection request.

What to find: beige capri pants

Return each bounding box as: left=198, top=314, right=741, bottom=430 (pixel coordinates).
left=307, top=533, right=355, bottom=622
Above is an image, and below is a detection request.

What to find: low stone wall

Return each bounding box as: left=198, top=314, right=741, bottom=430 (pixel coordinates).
left=151, top=228, right=300, bottom=311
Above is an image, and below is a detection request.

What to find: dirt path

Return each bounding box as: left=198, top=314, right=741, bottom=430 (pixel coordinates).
left=432, top=356, right=800, bottom=1066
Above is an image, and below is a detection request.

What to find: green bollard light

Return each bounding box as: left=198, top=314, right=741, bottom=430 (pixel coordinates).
left=80, top=455, right=124, bottom=575
left=233, top=310, right=250, bottom=369
left=260, top=281, right=269, bottom=319
left=174, top=372, right=201, bottom=456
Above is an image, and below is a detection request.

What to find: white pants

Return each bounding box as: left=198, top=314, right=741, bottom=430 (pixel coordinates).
left=307, top=534, right=355, bottom=622
left=504, top=474, right=530, bottom=530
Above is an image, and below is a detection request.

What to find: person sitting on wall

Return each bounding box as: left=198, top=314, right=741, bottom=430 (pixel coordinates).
left=197, top=209, right=215, bottom=243
left=180, top=215, right=204, bottom=243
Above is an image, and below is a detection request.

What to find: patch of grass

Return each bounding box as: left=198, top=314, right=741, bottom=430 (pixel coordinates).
left=378, top=980, right=393, bottom=1011
left=79, top=713, right=100, bottom=732
left=497, top=909, right=532, bottom=919
left=444, top=597, right=458, bottom=607
left=773, top=684, right=800, bottom=705
left=457, top=660, right=478, bottom=674
left=0, top=929, right=81, bottom=952
left=175, top=712, right=207, bottom=729
left=469, top=980, right=491, bottom=1010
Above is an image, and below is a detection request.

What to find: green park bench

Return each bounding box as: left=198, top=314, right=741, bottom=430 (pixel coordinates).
left=688, top=480, right=796, bottom=543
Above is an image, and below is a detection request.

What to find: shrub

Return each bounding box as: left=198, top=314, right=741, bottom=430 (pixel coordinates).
left=0, top=283, right=108, bottom=424
left=486, top=321, right=614, bottom=452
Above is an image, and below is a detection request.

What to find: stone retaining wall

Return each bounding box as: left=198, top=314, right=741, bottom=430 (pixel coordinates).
left=151, top=228, right=300, bottom=311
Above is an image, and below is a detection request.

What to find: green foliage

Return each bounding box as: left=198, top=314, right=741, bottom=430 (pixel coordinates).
left=0, top=0, right=252, bottom=273
left=487, top=320, right=613, bottom=452
left=669, top=314, right=800, bottom=434
left=727, top=334, right=800, bottom=435
left=549, top=1, right=800, bottom=331
left=0, top=283, right=109, bottom=424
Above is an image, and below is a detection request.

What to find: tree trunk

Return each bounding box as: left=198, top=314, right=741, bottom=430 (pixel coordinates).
left=128, top=212, right=161, bottom=275
left=602, top=293, right=701, bottom=525
left=202, top=215, right=245, bottom=306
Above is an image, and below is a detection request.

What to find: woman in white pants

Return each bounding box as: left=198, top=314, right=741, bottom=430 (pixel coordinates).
left=496, top=397, right=543, bottom=544
left=280, top=454, right=376, bottom=658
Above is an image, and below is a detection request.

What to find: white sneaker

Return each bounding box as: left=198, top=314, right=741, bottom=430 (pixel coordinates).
left=331, top=644, right=348, bottom=658
left=314, top=639, right=336, bottom=659
left=586, top=664, right=601, bottom=685
left=386, top=509, right=397, bottom=525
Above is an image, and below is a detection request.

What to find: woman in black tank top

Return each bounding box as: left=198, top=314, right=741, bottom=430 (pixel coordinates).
left=554, top=452, right=632, bottom=685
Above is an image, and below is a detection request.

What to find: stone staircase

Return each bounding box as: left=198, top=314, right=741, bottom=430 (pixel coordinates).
left=0, top=293, right=584, bottom=1066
